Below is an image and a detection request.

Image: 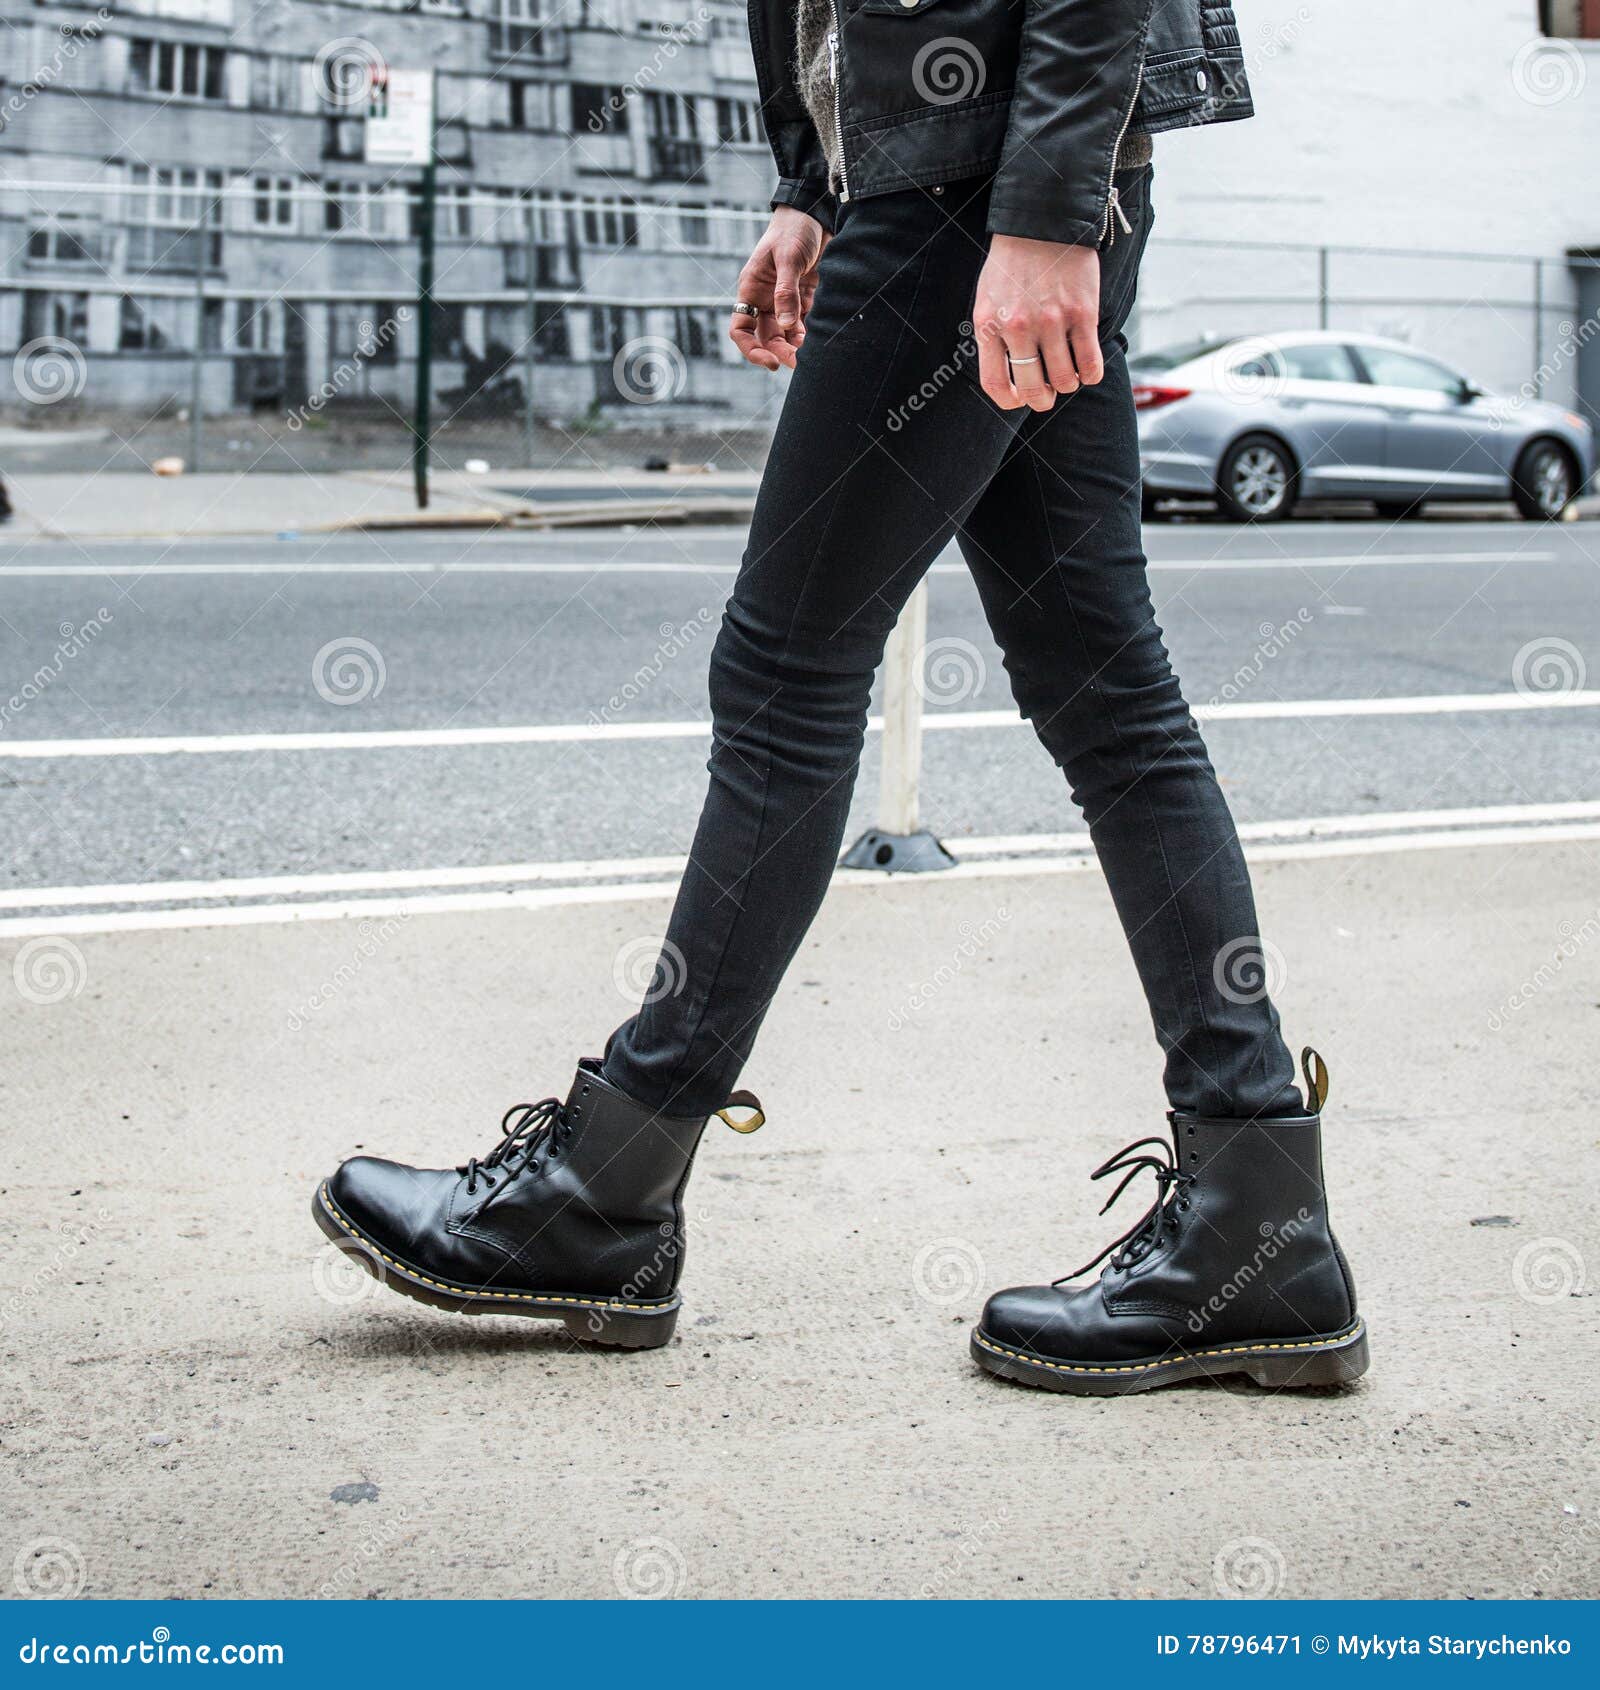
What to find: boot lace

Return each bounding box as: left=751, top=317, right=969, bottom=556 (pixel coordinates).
left=1053, top=1135, right=1195, bottom=1285
left=458, top=1098, right=568, bottom=1195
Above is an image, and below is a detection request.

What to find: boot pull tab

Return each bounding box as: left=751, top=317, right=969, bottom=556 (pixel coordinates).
left=1301, top=1046, right=1330, bottom=1113
left=715, top=1090, right=765, bottom=1134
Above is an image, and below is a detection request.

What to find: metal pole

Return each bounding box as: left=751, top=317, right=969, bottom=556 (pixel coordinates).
left=412, top=73, right=438, bottom=510
left=524, top=211, right=538, bottom=469
left=1532, top=259, right=1545, bottom=398
left=1318, top=247, right=1329, bottom=330
left=189, top=220, right=205, bottom=472
left=879, top=580, right=927, bottom=836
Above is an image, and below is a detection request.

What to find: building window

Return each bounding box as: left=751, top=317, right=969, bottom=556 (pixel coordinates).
left=578, top=198, right=638, bottom=248
left=251, top=177, right=297, bottom=230
left=489, top=0, right=555, bottom=59
left=25, top=219, right=103, bottom=266
left=572, top=83, right=628, bottom=133
left=126, top=166, right=224, bottom=270
left=672, top=307, right=718, bottom=360
left=23, top=291, right=90, bottom=345
left=1540, top=1, right=1600, bottom=36
left=119, top=296, right=182, bottom=351
left=128, top=37, right=227, bottom=101
left=324, top=182, right=400, bottom=239
left=509, top=81, right=557, bottom=130
left=329, top=303, right=400, bottom=364
left=713, top=97, right=759, bottom=146
left=407, top=183, right=472, bottom=240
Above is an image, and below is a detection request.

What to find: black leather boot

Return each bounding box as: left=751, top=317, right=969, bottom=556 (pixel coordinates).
left=972, top=1049, right=1368, bottom=1394
left=312, top=1060, right=763, bottom=1348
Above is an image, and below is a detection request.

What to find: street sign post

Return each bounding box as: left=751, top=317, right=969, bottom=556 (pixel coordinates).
left=365, top=68, right=437, bottom=510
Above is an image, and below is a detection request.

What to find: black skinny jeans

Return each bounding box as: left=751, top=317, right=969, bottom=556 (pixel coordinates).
left=603, top=170, right=1302, bottom=1122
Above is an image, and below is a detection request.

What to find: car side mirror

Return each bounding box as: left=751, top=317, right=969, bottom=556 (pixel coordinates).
left=1456, top=379, right=1484, bottom=404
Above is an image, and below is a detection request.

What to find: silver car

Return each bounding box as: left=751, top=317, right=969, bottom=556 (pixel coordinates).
left=1133, top=330, right=1595, bottom=522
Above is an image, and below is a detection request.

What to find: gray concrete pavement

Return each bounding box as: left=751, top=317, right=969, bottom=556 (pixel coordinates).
left=2, top=841, right=1596, bottom=1599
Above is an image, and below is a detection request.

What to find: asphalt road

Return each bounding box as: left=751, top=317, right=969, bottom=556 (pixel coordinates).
left=1, top=518, right=1596, bottom=904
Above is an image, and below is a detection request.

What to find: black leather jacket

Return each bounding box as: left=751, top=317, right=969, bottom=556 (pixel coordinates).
left=752, top=0, right=1253, bottom=245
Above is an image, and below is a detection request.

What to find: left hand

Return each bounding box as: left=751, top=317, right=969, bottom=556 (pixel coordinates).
left=972, top=235, right=1104, bottom=412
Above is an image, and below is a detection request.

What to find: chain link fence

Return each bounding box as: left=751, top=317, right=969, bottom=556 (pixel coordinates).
left=3, top=175, right=1596, bottom=479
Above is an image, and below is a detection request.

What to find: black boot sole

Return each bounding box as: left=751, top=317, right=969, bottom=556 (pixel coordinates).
left=312, top=1183, right=680, bottom=1349
left=970, top=1319, right=1369, bottom=1395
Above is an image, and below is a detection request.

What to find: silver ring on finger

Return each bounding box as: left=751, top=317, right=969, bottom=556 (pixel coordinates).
left=732, top=302, right=759, bottom=319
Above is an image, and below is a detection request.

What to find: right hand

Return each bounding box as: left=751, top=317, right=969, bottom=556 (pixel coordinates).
left=728, top=208, right=828, bottom=372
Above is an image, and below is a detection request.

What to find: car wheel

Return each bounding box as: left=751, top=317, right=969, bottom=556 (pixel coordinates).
left=1375, top=499, right=1427, bottom=520
left=1512, top=438, right=1577, bottom=521
left=1217, top=434, right=1297, bottom=522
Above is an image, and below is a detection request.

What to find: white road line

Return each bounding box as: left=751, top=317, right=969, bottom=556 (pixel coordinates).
left=3, top=689, right=1596, bottom=760
left=1, top=819, right=1596, bottom=938
left=0, top=550, right=1560, bottom=579
left=6, top=801, right=1597, bottom=913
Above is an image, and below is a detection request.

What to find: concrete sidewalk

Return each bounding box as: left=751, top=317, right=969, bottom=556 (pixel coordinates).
left=1, top=842, right=1595, bottom=1599
left=1, top=467, right=1592, bottom=543
left=1, top=469, right=761, bottom=542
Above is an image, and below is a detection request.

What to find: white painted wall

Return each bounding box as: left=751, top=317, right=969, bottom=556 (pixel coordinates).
left=1138, top=1, right=1598, bottom=400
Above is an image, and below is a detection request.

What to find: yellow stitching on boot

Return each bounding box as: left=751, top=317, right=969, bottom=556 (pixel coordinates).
left=973, top=1321, right=1364, bottom=1377
left=318, top=1186, right=672, bottom=1314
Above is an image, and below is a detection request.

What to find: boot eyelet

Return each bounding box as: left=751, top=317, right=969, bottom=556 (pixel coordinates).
left=1185, top=1126, right=1195, bottom=1136
left=1189, top=1151, right=1198, bottom=1162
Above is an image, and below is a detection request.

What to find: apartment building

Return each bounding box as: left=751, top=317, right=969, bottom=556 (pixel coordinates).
left=0, top=0, right=775, bottom=423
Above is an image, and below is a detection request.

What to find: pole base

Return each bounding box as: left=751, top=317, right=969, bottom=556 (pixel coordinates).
left=841, top=828, right=957, bottom=875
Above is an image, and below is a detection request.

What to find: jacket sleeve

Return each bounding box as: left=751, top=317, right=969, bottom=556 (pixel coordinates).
left=771, top=176, right=838, bottom=235
left=986, top=0, right=1153, bottom=246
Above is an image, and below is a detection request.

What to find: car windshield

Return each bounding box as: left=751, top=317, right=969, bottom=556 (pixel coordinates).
left=1129, top=337, right=1237, bottom=375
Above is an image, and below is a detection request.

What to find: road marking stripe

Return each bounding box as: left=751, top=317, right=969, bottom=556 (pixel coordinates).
left=0, top=549, right=1560, bottom=578
left=2, top=689, right=1595, bottom=760
left=4, top=801, right=1597, bottom=913
left=1, top=820, right=1596, bottom=938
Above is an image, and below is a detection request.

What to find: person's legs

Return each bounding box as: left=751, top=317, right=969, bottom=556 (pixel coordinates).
left=603, top=180, right=1023, bottom=1115
left=954, top=168, right=1300, bottom=1120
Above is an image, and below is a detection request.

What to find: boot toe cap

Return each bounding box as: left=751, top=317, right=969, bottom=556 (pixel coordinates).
left=324, top=1156, right=451, bottom=1261
left=978, top=1284, right=1077, bottom=1355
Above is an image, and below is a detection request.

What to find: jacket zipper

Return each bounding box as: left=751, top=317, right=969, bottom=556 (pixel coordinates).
left=827, top=7, right=851, bottom=202
left=1099, top=55, right=1145, bottom=246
